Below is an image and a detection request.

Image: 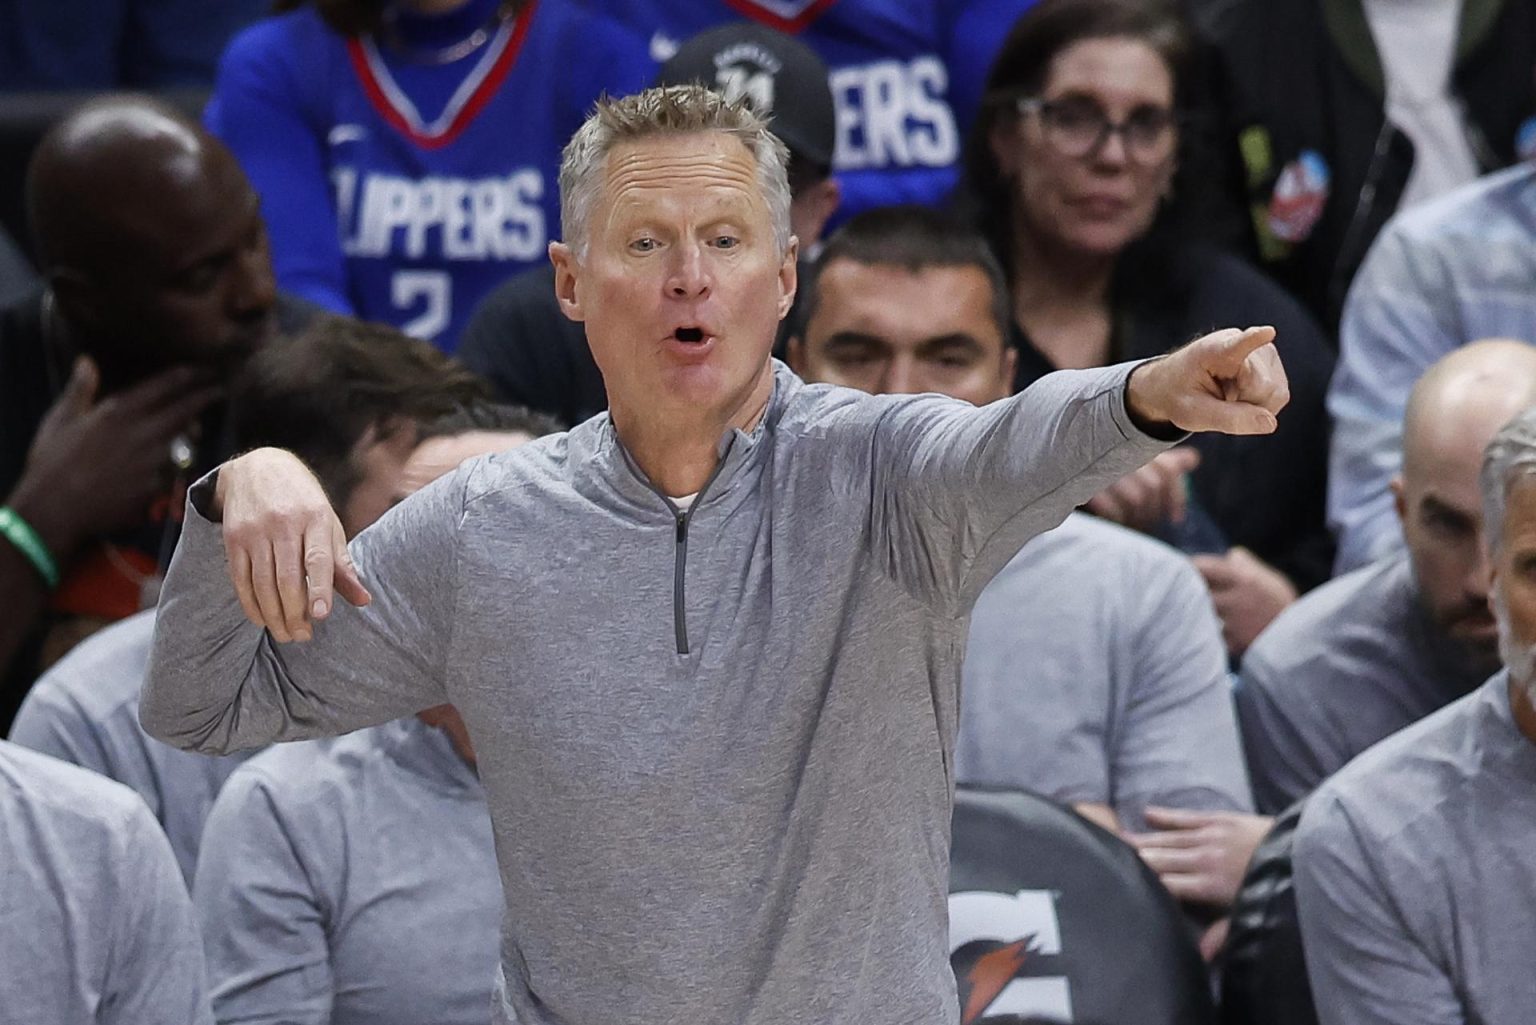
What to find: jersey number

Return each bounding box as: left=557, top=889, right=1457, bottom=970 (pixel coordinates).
left=392, top=270, right=451, bottom=341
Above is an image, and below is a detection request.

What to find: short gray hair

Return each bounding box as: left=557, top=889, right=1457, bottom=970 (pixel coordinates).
left=1481, top=405, right=1536, bottom=551
left=558, top=85, right=793, bottom=259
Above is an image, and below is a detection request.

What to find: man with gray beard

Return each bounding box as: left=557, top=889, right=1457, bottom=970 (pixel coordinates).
left=1294, top=404, right=1536, bottom=1025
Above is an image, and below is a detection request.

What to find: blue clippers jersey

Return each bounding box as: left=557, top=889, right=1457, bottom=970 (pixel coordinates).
left=577, top=0, right=964, bottom=225
left=208, top=0, right=652, bottom=351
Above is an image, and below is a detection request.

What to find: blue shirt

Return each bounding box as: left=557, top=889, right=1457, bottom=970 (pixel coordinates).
left=207, top=0, right=652, bottom=350
left=1328, top=164, right=1536, bottom=572
left=580, top=0, right=966, bottom=225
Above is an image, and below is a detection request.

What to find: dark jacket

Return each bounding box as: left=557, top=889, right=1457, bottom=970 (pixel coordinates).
left=1012, top=241, right=1337, bottom=593
left=1193, top=0, right=1536, bottom=334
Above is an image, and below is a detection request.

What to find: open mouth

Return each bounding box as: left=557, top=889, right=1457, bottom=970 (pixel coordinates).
left=674, top=326, right=705, bottom=344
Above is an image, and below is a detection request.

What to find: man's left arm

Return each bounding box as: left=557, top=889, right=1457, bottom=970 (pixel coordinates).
left=871, top=326, right=1288, bottom=608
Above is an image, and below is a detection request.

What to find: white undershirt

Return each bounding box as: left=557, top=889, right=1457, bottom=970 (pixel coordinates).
left=1362, top=0, right=1479, bottom=209
left=670, top=493, right=698, bottom=512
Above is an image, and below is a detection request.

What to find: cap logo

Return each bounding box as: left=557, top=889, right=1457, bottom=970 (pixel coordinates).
left=711, top=46, right=781, bottom=113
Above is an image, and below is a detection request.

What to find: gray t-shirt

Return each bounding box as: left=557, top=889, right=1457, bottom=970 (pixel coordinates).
left=1295, top=674, right=1536, bottom=1025
left=956, top=512, right=1250, bottom=830
left=141, top=361, right=1171, bottom=1025
left=1236, top=554, right=1491, bottom=813
left=194, top=717, right=499, bottom=1025
left=0, top=740, right=212, bottom=1025
left=8, top=609, right=253, bottom=884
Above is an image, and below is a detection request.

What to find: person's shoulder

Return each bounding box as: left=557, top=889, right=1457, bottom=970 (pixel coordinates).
left=1384, top=164, right=1536, bottom=247
left=218, top=734, right=359, bottom=814
left=21, top=610, right=156, bottom=722
left=219, top=8, right=332, bottom=74
left=1244, top=555, right=1412, bottom=683
left=0, top=739, right=147, bottom=836
left=1299, top=679, right=1498, bottom=851
left=461, top=427, right=577, bottom=504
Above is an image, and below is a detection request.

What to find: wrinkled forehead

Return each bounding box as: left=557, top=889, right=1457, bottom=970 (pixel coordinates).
left=598, top=132, right=767, bottom=221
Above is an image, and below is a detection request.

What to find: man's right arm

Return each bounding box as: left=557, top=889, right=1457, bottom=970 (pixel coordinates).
left=140, top=453, right=463, bottom=754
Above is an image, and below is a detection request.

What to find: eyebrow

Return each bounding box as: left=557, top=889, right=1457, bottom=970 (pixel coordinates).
left=918, top=333, right=987, bottom=357
left=1420, top=494, right=1477, bottom=526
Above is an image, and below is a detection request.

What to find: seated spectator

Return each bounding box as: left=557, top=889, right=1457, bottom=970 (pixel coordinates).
left=1293, top=403, right=1536, bottom=1025
left=1241, top=340, right=1536, bottom=814
left=1328, top=165, right=1536, bottom=572
left=961, top=0, right=1336, bottom=657
left=208, top=0, right=651, bottom=351
left=0, top=739, right=211, bottom=1023
left=458, top=21, right=840, bottom=426
left=1193, top=0, right=1536, bottom=334
left=579, top=0, right=966, bottom=226
left=7, top=315, right=491, bottom=882
left=787, top=204, right=1251, bottom=839
left=0, top=0, right=265, bottom=89
left=194, top=410, right=548, bottom=1025
left=0, top=95, right=313, bottom=727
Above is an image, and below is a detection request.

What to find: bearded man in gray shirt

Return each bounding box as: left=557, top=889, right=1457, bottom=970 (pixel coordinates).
left=1295, top=402, right=1536, bottom=1025
left=140, top=85, right=1289, bottom=1025
left=1240, top=339, right=1536, bottom=814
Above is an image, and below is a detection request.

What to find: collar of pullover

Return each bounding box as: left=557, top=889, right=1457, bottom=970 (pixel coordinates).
left=580, top=360, right=803, bottom=518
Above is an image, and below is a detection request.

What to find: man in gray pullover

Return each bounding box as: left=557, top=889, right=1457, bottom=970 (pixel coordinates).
left=141, top=85, right=1290, bottom=1025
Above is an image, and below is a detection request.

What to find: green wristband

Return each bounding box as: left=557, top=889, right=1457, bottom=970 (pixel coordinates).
left=0, top=506, right=60, bottom=590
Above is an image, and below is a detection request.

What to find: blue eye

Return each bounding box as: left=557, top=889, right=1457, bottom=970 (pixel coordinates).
left=631, top=237, right=658, bottom=253
left=712, top=236, right=739, bottom=249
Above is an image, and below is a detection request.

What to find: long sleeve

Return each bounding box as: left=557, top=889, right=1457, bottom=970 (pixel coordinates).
left=1294, top=791, right=1465, bottom=1025
left=102, top=803, right=215, bottom=1025
left=194, top=769, right=333, bottom=1025
left=206, top=20, right=354, bottom=315
left=861, top=362, right=1173, bottom=612
left=140, top=467, right=466, bottom=755
left=1327, top=222, right=1459, bottom=574
left=1114, top=556, right=1252, bottom=822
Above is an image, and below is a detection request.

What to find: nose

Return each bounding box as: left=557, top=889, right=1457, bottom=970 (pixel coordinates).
left=229, top=240, right=277, bottom=322
left=1468, top=540, right=1495, bottom=599
left=881, top=356, right=923, bottom=396
left=1092, top=125, right=1131, bottom=169
left=666, top=241, right=711, bottom=301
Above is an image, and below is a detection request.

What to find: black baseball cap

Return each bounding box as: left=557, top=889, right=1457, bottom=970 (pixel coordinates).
left=655, top=23, right=837, bottom=173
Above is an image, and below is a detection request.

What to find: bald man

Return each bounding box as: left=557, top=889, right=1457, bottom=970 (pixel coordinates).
left=1236, top=339, right=1536, bottom=814
left=0, top=95, right=308, bottom=721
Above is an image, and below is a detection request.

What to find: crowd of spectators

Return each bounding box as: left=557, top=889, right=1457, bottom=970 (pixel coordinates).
left=2, top=0, right=1535, bottom=1023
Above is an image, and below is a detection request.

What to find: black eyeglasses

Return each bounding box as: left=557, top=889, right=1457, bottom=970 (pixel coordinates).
left=1016, top=96, right=1178, bottom=163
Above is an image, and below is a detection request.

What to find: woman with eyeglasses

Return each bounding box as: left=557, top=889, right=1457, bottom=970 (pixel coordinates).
left=960, top=0, right=1337, bottom=658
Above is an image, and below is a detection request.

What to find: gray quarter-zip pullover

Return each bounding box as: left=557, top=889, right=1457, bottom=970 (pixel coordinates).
left=142, top=361, right=1171, bottom=1025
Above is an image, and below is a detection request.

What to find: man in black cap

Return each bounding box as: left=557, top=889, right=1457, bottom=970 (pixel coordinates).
left=456, top=23, right=840, bottom=427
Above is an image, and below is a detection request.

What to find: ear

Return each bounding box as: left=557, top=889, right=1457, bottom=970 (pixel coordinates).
left=989, top=114, right=1024, bottom=179
left=1391, top=475, right=1407, bottom=527
left=786, top=334, right=805, bottom=376
left=998, top=346, right=1018, bottom=401
left=793, top=177, right=841, bottom=249
left=548, top=241, right=585, bottom=322
left=776, top=236, right=799, bottom=322
left=48, top=267, right=105, bottom=336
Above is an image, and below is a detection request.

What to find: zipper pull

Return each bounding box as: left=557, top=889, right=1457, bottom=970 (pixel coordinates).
left=675, top=515, right=687, bottom=543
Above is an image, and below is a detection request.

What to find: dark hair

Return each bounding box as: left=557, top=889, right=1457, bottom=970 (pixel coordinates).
left=417, top=401, right=564, bottom=441
left=795, top=204, right=1011, bottom=343
left=271, top=0, right=522, bottom=38
left=229, top=315, right=488, bottom=508
left=959, top=0, right=1196, bottom=274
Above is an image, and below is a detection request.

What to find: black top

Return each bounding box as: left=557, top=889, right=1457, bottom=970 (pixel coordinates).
left=456, top=265, right=606, bottom=430
left=1011, top=242, right=1336, bottom=592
